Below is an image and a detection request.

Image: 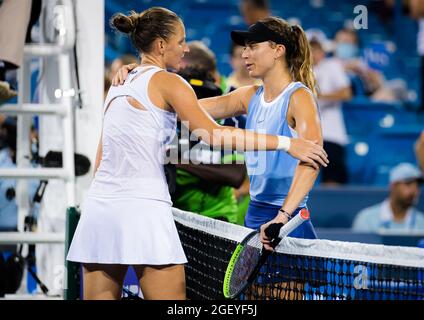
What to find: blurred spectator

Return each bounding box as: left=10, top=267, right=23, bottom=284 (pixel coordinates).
left=227, top=42, right=261, bottom=90
left=0, top=118, right=17, bottom=231
left=0, top=118, right=16, bottom=163
left=352, top=163, right=424, bottom=232
left=0, top=0, right=32, bottom=103
left=334, top=28, right=410, bottom=103
left=309, top=35, right=351, bottom=185
left=106, top=54, right=138, bottom=82
left=334, top=28, right=384, bottom=97
left=182, top=41, right=229, bottom=92
left=409, top=0, right=424, bottom=110
left=181, top=41, right=218, bottom=82
left=239, top=0, right=270, bottom=26
left=415, top=131, right=424, bottom=171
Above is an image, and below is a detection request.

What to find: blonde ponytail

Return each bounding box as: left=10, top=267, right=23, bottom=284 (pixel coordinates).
left=261, top=17, right=317, bottom=96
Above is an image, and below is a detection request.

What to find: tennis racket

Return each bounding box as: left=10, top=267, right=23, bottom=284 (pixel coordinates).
left=223, top=208, right=310, bottom=299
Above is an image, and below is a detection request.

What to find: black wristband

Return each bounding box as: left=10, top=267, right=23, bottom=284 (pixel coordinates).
left=278, top=209, right=292, bottom=219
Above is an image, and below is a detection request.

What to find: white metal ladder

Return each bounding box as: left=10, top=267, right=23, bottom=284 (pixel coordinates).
left=0, top=1, right=76, bottom=242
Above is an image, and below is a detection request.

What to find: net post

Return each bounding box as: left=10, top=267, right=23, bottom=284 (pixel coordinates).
left=64, top=206, right=81, bottom=300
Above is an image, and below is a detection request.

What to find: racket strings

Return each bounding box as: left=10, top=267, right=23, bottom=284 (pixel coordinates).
left=228, top=235, right=263, bottom=296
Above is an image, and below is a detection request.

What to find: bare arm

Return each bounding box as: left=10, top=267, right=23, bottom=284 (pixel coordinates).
left=162, top=72, right=282, bottom=151
left=112, top=63, right=254, bottom=120
left=260, top=89, right=324, bottom=249
left=280, top=89, right=323, bottom=213
left=161, top=73, right=327, bottom=170
left=113, top=65, right=328, bottom=166
left=198, top=85, right=258, bottom=120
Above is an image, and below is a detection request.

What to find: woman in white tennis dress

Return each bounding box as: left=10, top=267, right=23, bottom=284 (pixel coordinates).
left=67, top=65, right=185, bottom=264
left=67, top=7, right=328, bottom=300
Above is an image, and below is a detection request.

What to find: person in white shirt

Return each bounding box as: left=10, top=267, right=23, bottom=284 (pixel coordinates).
left=353, top=163, right=424, bottom=232
left=310, top=36, right=352, bottom=184
left=333, top=28, right=384, bottom=98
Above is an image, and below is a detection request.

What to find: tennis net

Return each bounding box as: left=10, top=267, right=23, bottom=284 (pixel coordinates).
left=172, top=208, right=424, bottom=300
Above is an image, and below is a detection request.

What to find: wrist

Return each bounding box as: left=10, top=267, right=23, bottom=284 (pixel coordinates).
left=276, top=208, right=292, bottom=222
left=277, top=136, right=291, bottom=152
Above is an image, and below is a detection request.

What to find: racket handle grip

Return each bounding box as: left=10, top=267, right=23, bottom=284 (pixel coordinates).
left=264, top=222, right=284, bottom=239
left=278, top=209, right=310, bottom=238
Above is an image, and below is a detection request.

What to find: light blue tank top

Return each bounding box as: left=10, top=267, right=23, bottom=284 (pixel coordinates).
left=245, top=82, right=312, bottom=207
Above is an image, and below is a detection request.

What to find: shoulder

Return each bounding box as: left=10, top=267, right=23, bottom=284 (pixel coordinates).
left=247, top=85, right=262, bottom=100
left=153, top=70, right=188, bottom=86
left=291, top=83, right=313, bottom=96
left=236, top=84, right=261, bottom=96
left=233, top=85, right=262, bottom=107
left=289, top=85, right=316, bottom=109
left=152, top=71, right=193, bottom=95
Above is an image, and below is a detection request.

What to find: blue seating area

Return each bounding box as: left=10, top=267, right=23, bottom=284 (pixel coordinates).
left=315, top=228, right=424, bottom=247
left=105, top=0, right=423, bottom=186
left=308, top=186, right=424, bottom=228
left=343, top=100, right=423, bottom=185
left=105, top=0, right=420, bottom=80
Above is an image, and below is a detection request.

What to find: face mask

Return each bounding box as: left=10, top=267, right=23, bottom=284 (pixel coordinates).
left=335, top=43, right=358, bottom=60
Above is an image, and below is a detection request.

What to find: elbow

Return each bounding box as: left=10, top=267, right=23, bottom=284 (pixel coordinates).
left=299, top=161, right=322, bottom=174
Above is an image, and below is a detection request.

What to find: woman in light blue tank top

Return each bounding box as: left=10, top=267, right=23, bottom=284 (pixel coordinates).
left=199, top=17, right=326, bottom=247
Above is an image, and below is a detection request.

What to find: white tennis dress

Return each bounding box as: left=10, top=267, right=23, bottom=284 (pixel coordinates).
left=67, top=66, right=187, bottom=265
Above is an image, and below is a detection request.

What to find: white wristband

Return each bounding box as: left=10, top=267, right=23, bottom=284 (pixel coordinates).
left=277, top=136, right=291, bottom=152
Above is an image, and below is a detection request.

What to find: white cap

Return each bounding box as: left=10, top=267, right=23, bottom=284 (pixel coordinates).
left=389, top=163, right=423, bottom=184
